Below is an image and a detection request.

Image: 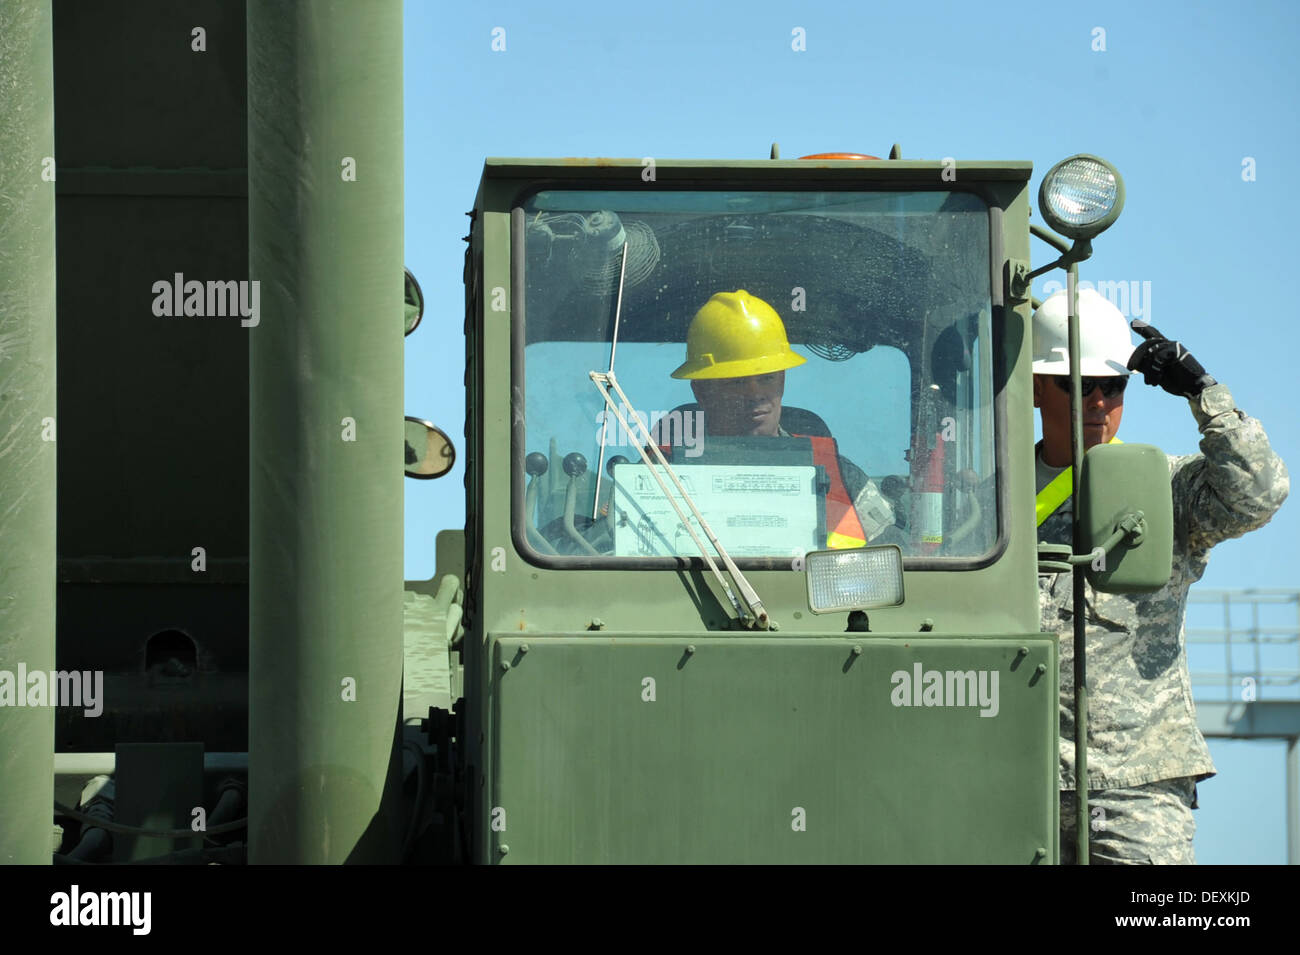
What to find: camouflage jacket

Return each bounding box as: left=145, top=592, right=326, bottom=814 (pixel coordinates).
left=1037, top=383, right=1289, bottom=790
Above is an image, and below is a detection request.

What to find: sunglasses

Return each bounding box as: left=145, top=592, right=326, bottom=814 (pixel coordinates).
left=1051, top=375, right=1127, bottom=399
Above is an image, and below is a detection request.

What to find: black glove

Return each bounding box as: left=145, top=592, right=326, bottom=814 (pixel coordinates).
left=1127, top=321, right=1217, bottom=398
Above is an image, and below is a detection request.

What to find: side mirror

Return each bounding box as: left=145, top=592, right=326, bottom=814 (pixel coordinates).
left=1079, top=443, right=1173, bottom=593
left=404, top=417, right=455, bottom=479
left=404, top=268, right=424, bottom=336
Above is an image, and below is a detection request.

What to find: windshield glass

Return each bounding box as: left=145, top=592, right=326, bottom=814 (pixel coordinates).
left=518, top=188, right=997, bottom=564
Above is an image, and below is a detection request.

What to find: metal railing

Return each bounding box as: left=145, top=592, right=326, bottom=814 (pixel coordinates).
left=1187, top=589, right=1300, bottom=705
left=1185, top=589, right=1300, bottom=864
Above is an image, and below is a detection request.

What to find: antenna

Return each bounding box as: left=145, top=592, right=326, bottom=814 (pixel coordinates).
left=591, top=240, right=629, bottom=517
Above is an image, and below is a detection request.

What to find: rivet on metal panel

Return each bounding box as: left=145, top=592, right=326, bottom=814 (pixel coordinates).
left=1016, top=647, right=1029, bottom=658
left=500, top=661, right=511, bottom=671
left=588, top=619, right=605, bottom=631
left=919, top=618, right=934, bottom=632
left=1034, top=847, right=1047, bottom=859
left=519, top=643, right=530, bottom=653
left=498, top=844, right=509, bottom=855
left=851, top=645, right=863, bottom=656
left=1035, top=663, right=1047, bottom=675
left=685, top=645, right=696, bottom=655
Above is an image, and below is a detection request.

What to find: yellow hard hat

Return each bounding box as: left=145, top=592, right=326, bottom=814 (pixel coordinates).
left=670, top=290, right=807, bottom=380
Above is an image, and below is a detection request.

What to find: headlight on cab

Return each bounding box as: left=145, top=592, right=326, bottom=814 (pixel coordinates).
left=1039, top=154, right=1125, bottom=240
left=805, top=545, right=905, bottom=614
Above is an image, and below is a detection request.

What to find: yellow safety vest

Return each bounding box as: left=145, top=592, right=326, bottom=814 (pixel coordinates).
left=1035, top=438, right=1122, bottom=527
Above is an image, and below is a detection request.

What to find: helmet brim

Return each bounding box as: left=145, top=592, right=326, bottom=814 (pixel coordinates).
left=671, top=350, right=807, bottom=380
left=1031, top=356, right=1131, bottom=376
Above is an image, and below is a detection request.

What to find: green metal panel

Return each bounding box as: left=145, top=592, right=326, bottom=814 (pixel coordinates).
left=51, top=0, right=247, bottom=169
left=246, top=0, right=405, bottom=863
left=50, top=0, right=252, bottom=752
left=0, top=0, right=57, bottom=865
left=1081, top=443, right=1174, bottom=592
left=53, top=191, right=250, bottom=561
left=401, top=585, right=458, bottom=720
left=482, top=634, right=1057, bottom=863
left=480, top=157, right=1034, bottom=182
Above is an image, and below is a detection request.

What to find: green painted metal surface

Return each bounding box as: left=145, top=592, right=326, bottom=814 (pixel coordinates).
left=0, top=0, right=57, bottom=865
left=1081, top=443, right=1174, bottom=592
left=246, top=0, right=405, bottom=863
left=402, top=582, right=460, bottom=721
left=451, top=157, right=1062, bottom=863
left=50, top=0, right=252, bottom=754
left=482, top=634, right=1057, bottom=863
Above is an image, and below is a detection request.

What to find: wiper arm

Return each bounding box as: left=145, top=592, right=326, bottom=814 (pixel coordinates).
left=589, top=369, right=770, bottom=630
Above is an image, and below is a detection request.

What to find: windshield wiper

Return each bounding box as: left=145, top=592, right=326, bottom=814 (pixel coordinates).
left=587, top=239, right=769, bottom=630
left=589, top=369, right=770, bottom=630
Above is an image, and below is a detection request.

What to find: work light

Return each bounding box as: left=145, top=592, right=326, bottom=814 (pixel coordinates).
left=805, top=545, right=905, bottom=614
left=1039, top=155, right=1125, bottom=240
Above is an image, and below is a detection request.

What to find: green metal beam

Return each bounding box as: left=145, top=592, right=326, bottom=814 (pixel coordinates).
left=0, top=0, right=57, bottom=865
left=247, top=0, right=405, bottom=863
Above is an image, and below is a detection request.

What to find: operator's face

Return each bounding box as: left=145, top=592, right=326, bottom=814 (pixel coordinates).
left=1033, top=374, right=1125, bottom=467
left=691, top=371, right=785, bottom=436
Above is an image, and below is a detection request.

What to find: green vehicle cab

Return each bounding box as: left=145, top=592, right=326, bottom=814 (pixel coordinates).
left=415, top=151, right=1170, bottom=863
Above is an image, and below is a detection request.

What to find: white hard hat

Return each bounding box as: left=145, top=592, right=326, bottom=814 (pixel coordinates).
left=1031, top=288, right=1134, bottom=376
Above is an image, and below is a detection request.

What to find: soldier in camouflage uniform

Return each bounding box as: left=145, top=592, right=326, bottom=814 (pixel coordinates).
left=1032, top=289, right=1288, bottom=864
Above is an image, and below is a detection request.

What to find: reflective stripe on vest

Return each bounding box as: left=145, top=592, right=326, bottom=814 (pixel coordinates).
left=804, top=435, right=867, bottom=548
left=1035, top=437, right=1122, bottom=527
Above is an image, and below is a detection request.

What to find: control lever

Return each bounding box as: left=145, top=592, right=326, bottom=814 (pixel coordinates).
left=525, top=452, right=558, bottom=555
left=562, top=453, right=601, bottom=556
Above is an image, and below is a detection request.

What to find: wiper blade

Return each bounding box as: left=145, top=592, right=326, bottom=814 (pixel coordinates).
left=589, top=369, right=770, bottom=630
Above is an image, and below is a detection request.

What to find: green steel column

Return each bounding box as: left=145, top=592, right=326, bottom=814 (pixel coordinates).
left=0, top=0, right=57, bottom=865
left=247, top=0, right=405, bottom=863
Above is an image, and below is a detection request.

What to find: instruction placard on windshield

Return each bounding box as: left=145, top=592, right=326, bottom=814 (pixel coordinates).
left=610, top=463, right=823, bottom=557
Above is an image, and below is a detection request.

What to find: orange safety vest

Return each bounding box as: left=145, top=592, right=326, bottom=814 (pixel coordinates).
left=801, top=435, right=867, bottom=549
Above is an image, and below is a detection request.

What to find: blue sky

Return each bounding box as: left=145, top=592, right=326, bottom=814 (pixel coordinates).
left=401, top=0, right=1300, bottom=863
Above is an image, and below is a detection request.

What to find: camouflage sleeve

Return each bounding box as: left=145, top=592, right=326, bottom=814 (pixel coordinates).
left=1172, top=383, right=1289, bottom=552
